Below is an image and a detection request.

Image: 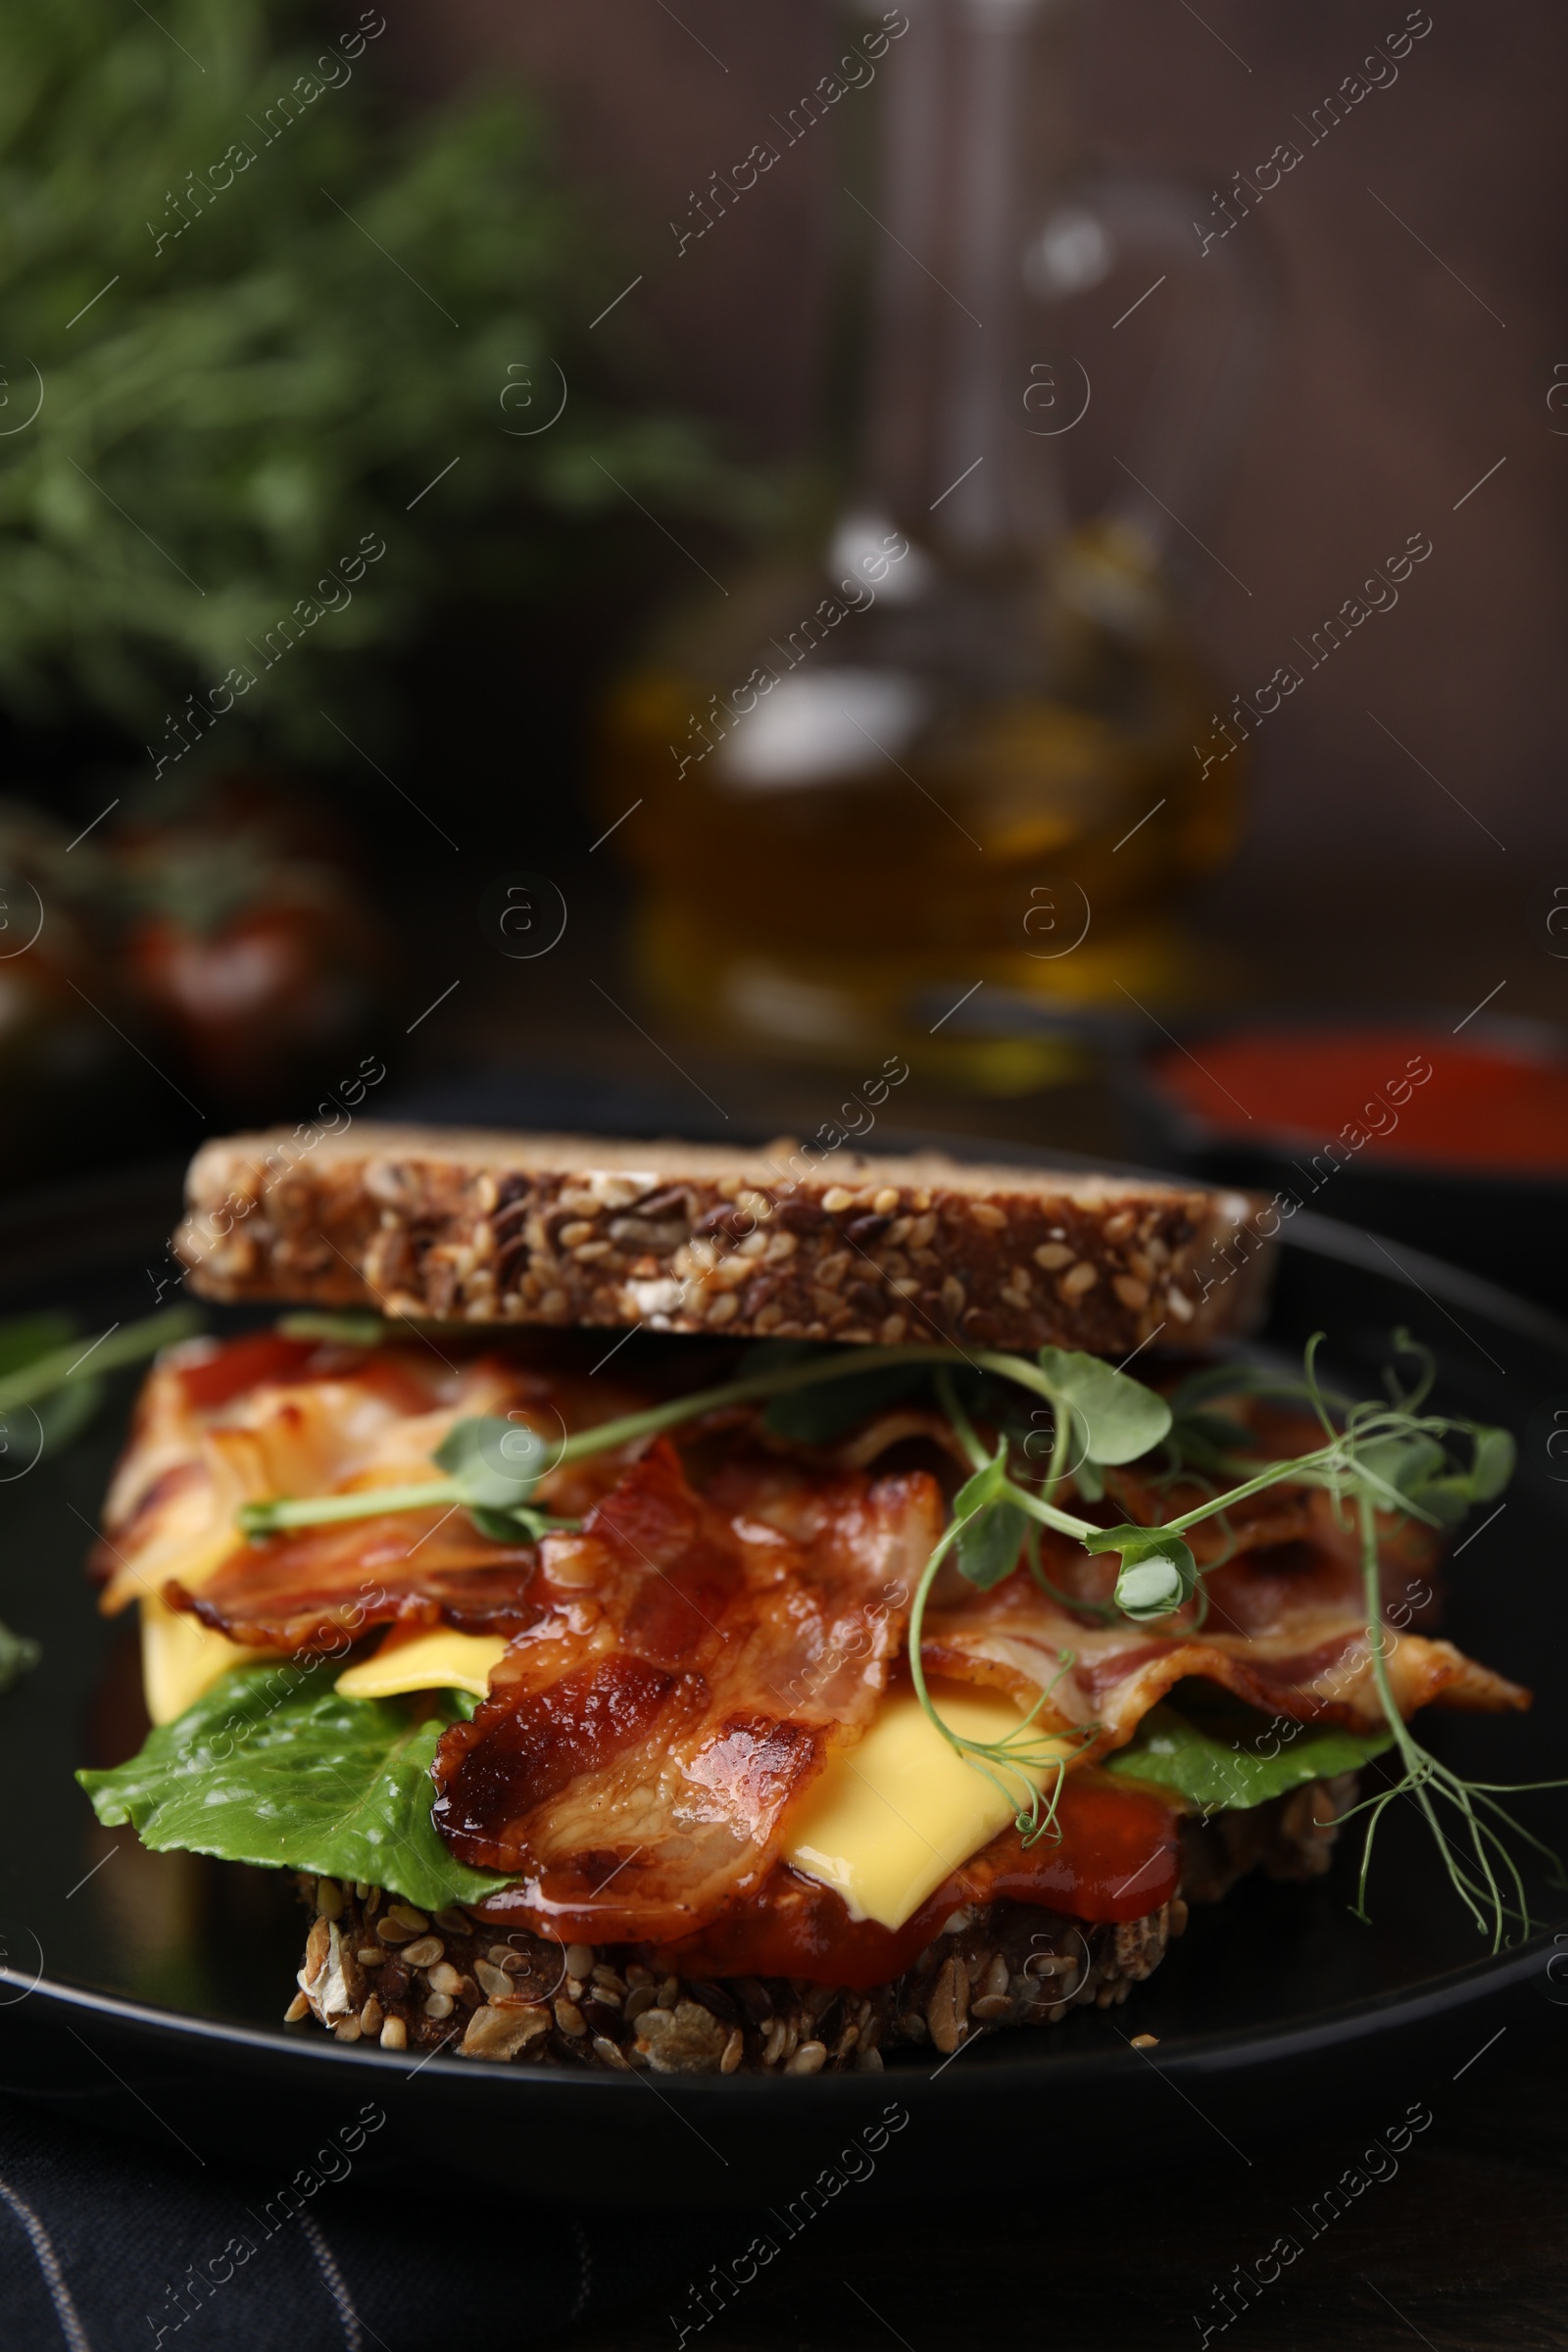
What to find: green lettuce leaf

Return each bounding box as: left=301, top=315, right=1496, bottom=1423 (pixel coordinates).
left=77, top=1664, right=514, bottom=1913
left=0, top=1618, right=38, bottom=1691
left=1103, top=1702, right=1394, bottom=1814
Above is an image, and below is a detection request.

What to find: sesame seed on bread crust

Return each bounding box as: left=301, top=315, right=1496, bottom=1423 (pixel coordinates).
left=175, top=1124, right=1273, bottom=1355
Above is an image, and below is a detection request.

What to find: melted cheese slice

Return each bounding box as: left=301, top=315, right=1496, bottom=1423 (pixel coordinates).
left=334, top=1642, right=1075, bottom=1931
left=335, top=1624, right=508, bottom=1702
left=141, top=1604, right=509, bottom=1725
left=782, top=1680, right=1078, bottom=1933
left=141, top=1593, right=265, bottom=1727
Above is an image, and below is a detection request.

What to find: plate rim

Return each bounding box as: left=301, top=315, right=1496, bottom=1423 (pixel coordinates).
left=6, top=1917, right=1557, bottom=2102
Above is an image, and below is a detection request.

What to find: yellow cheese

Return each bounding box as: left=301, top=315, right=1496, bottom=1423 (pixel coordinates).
left=782, top=1680, right=1077, bottom=1933
left=335, top=1624, right=508, bottom=1702
left=141, top=1599, right=508, bottom=1725
left=140, top=1593, right=265, bottom=1727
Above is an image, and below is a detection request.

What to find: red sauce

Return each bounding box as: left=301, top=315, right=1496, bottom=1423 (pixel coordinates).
left=1150, top=1028, right=1568, bottom=1174
left=652, top=1773, right=1181, bottom=1988
left=175, top=1330, right=437, bottom=1415
left=176, top=1331, right=319, bottom=1407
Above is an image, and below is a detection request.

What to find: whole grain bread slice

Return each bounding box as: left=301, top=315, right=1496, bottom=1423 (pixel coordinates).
left=299, top=1777, right=1351, bottom=2067
left=174, top=1124, right=1272, bottom=1355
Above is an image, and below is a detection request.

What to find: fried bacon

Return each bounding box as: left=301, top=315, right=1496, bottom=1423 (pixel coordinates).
left=432, top=1442, right=943, bottom=1944
left=94, top=1334, right=662, bottom=1640
left=911, top=1396, right=1528, bottom=1743
left=921, top=1516, right=1529, bottom=1748
left=177, top=1510, right=544, bottom=1650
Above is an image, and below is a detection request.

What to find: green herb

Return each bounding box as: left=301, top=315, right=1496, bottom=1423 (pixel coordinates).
left=905, top=1501, right=1092, bottom=1842
left=236, top=1341, right=1102, bottom=1540
left=1103, top=1702, right=1394, bottom=1813
left=949, top=1441, right=1031, bottom=1592
left=0, top=1312, right=103, bottom=1454
left=0, top=1306, right=195, bottom=1708
left=0, top=0, right=754, bottom=752
left=1035, top=1346, right=1173, bottom=1468
left=237, top=1409, right=581, bottom=1543
left=0, top=1314, right=78, bottom=1383
left=430, top=1414, right=578, bottom=1544
left=1106, top=1533, right=1200, bottom=1624
left=77, top=1662, right=512, bottom=1913
left=1343, top=1490, right=1562, bottom=1951
left=276, top=1312, right=391, bottom=1348
left=0, top=1619, right=40, bottom=1691
left=0, top=1303, right=200, bottom=1451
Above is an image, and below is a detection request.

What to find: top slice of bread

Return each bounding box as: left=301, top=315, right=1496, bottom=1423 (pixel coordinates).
left=174, top=1124, right=1273, bottom=1356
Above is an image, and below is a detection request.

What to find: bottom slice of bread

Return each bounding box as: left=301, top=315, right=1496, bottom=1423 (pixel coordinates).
left=292, top=1775, right=1356, bottom=2073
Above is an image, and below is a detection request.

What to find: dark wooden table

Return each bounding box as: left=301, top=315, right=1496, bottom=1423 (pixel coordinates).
left=569, top=2017, right=1568, bottom=2351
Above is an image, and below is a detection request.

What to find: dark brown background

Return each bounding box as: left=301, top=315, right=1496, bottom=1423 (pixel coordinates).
left=387, top=0, right=1567, bottom=886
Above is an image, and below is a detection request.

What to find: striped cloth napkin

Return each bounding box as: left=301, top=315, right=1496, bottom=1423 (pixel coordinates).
left=0, top=2089, right=703, bottom=2350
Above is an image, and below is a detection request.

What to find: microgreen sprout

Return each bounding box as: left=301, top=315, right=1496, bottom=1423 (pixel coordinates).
left=905, top=1502, right=1093, bottom=1846
left=235, top=1339, right=1157, bottom=1543
left=238, top=1413, right=583, bottom=1543
left=1339, top=1488, right=1564, bottom=1952
left=0, top=1302, right=201, bottom=1421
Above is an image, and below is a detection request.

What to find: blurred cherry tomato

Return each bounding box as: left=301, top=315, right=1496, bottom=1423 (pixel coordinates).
left=114, top=773, right=386, bottom=1113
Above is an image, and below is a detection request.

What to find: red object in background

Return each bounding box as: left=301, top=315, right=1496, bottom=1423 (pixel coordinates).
left=116, top=773, right=384, bottom=1110
left=125, top=900, right=369, bottom=1088
left=0, top=802, right=155, bottom=1171
left=1149, top=1028, right=1568, bottom=1176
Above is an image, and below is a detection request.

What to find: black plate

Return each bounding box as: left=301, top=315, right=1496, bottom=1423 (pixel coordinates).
left=1, top=1158, right=1565, bottom=2206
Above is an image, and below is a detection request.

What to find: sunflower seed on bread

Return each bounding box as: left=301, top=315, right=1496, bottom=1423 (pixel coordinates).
left=174, top=1124, right=1272, bottom=1354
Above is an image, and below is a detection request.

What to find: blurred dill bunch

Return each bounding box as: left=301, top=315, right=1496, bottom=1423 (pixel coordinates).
left=0, top=0, right=746, bottom=754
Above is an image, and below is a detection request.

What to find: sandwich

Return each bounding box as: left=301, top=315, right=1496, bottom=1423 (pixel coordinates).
left=79, top=1125, right=1532, bottom=2075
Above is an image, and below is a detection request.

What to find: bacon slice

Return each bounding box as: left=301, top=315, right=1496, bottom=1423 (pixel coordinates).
left=921, top=1512, right=1529, bottom=1749
left=432, top=1441, right=943, bottom=1943
left=94, top=1331, right=664, bottom=1643
left=176, top=1511, right=544, bottom=1651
